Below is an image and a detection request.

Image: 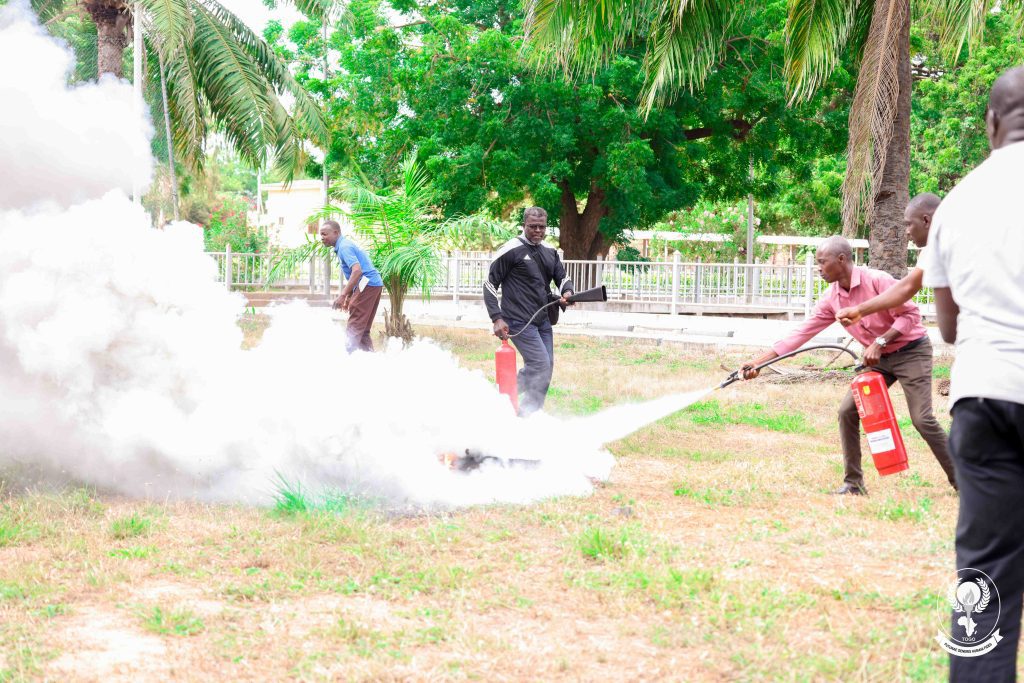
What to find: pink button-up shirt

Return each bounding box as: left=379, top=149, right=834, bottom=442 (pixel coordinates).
left=773, top=266, right=926, bottom=356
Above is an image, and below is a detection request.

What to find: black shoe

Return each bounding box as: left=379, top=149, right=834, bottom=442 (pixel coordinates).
left=833, top=484, right=867, bottom=496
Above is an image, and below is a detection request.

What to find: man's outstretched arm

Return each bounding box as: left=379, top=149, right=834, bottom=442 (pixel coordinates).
left=836, top=269, right=923, bottom=325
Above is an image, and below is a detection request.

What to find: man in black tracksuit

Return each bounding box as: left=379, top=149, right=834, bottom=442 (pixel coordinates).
left=484, top=207, right=574, bottom=415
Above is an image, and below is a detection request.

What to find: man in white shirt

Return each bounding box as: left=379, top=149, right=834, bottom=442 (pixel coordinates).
left=924, top=65, right=1024, bottom=680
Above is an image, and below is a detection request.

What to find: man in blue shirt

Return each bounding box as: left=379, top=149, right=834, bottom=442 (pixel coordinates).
left=320, top=220, right=384, bottom=352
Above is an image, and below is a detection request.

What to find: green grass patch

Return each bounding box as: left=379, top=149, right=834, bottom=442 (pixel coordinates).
left=0, top=580, right=25, bottom=601
left=932, top=365, right=951, bottom=379
left=59, top=487, right=106, bottom=516
left=109, top=514, right=151, bottom=539
left=547, top=387, right=605, bottom=415
left=33, top=603, right=69, bottom=619
left=874, top=497, right=934, bottom=523
left=898, top=472, right=934, bottom=489
left=108, top=545, right=159, bottom=559
left=0, top=514, right=28, bottom=548
left=576, top=525, right=648, bottom=561
left=140, top=606, right=205, bottom=637
left=272, top=474, right=371, bottom=517
left=683, top=399, right=813, bottom=434
left=673, top=483, right=747, bottom=507
left=0, top=499, right=43, bottom=548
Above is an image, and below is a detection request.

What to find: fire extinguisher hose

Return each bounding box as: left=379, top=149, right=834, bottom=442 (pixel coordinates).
left=718, top=344, right=860, bottom=389
left=504, top=286, right=608, bottom=338
left=506, top=300, right=562, bottom=338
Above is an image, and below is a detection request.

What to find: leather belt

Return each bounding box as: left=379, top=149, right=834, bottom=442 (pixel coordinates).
left=885, top=335, right=927, bottom=355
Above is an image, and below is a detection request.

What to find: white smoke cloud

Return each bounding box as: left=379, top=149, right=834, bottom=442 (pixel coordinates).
left=0, top=3, right=708, bottom=509
left=0, top=2, right=152, bottom=210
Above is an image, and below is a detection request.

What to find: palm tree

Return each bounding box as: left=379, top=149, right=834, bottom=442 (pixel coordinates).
left=32, top=0, right=331, bottom=177
left=781, top=0, right=1020, bottom=274
left=269, top=159, right=512, bottom=341
left=525, top=0, right=1017, bottom=276
left=270, top=157, right=444, bottom=341
left=326, top=158, right=443, bottom=341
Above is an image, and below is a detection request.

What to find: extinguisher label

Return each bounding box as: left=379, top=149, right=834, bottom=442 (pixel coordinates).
left=867, top=429, right=897, bottom=455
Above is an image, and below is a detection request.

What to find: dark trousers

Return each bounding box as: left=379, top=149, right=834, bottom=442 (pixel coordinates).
left=346, top=285, right=382, bottom=352
left=949, top=398, right=1024, bottom=682
left=507, top=318, right=554, bottom=416
left=838, top=337, right=957, bottom=488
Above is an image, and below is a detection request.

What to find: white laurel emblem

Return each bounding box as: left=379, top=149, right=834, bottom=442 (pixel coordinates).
left=949, top=578, right=991, bottom=638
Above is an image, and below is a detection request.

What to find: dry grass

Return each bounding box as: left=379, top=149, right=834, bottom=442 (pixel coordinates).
left=0, top=319, right=991, bottom=681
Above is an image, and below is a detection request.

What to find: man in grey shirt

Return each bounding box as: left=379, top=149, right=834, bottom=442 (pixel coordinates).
left=925, top=66, right=1024, bottom=680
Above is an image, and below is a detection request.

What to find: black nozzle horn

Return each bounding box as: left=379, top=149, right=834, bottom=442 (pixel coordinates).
left=567, top=285, right=607, bottom=304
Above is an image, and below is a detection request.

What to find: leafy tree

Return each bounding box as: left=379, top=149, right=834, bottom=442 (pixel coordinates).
left=277, top=0, right=847, bottom=260
left=525, top=0, right=1024, bottom=276
left=909, top=11, right=1024, bottom=196
left=201, top=196, right=266, bottom=253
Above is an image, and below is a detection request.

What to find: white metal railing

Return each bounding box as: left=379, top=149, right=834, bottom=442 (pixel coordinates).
left=208, top=249, right=936, bottom=315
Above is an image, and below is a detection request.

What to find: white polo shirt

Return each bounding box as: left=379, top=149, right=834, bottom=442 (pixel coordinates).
left=923, top=141, right=1024, bottom=406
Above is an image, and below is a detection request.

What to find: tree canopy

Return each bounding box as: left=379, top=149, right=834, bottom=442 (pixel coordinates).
left=273, top=0, right=849, bottom=258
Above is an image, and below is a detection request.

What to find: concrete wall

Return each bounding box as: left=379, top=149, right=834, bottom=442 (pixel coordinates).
left=258, top=180, right=353, bottom=249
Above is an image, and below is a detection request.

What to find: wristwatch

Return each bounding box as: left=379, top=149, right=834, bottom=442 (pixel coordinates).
left=874, top=337, right=888, bottom=348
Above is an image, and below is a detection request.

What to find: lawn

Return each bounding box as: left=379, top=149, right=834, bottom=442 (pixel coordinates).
left=0, top=319, right=975, bottom=681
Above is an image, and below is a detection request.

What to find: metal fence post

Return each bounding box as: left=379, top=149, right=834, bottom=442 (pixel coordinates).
left=308, top=253, right=315, bottom=294
left=670, top=252, right=680, bottom=315
left=453, top=250, right=462, bottom=308
left=225, top=244, right=232, bottom=291
left=322, top=254, right=331, bottom=295
left=751, top=258, right=761, bottom=301
left=694, top=258, right=703, bottom=303
left=803, top=252, right=814, bottom=318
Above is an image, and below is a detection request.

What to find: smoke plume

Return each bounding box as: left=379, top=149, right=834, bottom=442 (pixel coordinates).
left=0, top=3, right=702, bottom=509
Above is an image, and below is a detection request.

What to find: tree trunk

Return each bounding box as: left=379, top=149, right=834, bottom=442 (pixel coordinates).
left=157, top=51, right=180, bottom=221
left=86, top=1, right=129, bottom=78
left=557, top=181, right=608, bottom=260
left=867, top=11, right=911, bottom=278
left=383, top=279, right=414, bottom=343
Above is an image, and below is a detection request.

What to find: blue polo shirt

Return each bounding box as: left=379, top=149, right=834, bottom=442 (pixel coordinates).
left=332, top=237, right=383, bottom=287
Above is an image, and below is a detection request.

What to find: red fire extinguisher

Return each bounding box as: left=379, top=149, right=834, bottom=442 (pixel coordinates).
left=850, top=371, right=909, bottom=476
left=495, top=339, right=519, bottom=413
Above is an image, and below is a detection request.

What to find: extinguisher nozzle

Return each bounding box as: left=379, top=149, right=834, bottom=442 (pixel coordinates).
left=566, top=285, right=607, bottom=304
left=718, top=370, right=740, bottom=388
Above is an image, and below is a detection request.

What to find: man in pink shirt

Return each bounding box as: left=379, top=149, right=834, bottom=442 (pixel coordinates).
left=741, top=236, right=956, bottom=495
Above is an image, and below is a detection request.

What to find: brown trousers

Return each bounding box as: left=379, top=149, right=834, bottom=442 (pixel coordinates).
left=346, top=285, right=382, bottom=352
left=838, top=337, right=957, bottom=488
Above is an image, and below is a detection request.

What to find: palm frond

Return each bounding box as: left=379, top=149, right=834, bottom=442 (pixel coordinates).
left=921, top=0, right=1010, bottom=62
left=287, top=0, right=334, bottom=22
left=31, top=0, right=71, bottom=23
left=189, top=1, right=276, bottom=169
left=265, top=236, right=332, bottom=284
left=524, top=0, right=647, bottom=77
left=306, top=156, right=443, bottom=301
left=139, top=0, right=193, bottom=57
left=199, top=0, right=329, bottom=147
left=437, top=215, right=518, bottom=250
left=378, top=238, right=442, bottom=297
left=785, top=0, right=865, bottom=103
left=268, top=98, right=312, bottom=181
left=526, top=0, right=738, bottom=115
left=161, top=42, right=206, bottom=170
left=640, top=0, right=738, bottom=115
left=842, top=0, right=907, bottom=235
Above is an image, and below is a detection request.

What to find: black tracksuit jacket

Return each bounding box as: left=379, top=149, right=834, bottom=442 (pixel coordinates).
left=483, top=236, right=574, bottom=325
